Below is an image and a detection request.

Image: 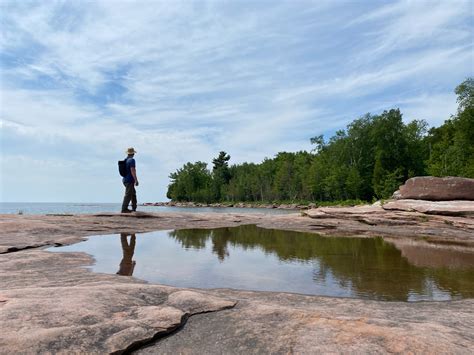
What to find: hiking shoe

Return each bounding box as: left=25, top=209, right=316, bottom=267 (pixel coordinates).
left=121, top=209, right=132, bottom=213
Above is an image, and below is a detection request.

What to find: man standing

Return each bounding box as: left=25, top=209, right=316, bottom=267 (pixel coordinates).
left=121, top=147, right=139, bottom=213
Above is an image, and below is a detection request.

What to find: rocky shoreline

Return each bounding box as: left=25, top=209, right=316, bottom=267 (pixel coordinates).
left=1, top=197, right=474, bottom=353
left=142, top=201, right=309, bottom=209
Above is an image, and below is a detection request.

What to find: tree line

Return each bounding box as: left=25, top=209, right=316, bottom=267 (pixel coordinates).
left=167, top=78, right=474, bottom=203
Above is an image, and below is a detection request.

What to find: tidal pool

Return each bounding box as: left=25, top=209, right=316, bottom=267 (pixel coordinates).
left=49, top=225, right=474, bottom=301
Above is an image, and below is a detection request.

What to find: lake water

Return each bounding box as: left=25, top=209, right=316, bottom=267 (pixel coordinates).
left=48, top=225, right=474, bottom=302
left=0, top=202, right=294, bottom=215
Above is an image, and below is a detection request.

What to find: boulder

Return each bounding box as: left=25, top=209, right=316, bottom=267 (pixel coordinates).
left=393, top=176, right=474, bottom=201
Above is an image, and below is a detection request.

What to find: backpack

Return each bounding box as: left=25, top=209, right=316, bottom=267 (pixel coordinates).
left=118, top=159, right=127, bottom=177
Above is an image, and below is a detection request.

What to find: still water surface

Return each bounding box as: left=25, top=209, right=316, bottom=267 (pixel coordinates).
left=49, top=225, right=474, bottom=301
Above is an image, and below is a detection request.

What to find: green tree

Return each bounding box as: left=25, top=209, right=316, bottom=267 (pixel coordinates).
left=166, top=78, right=473, bottom=204
left=211, top=151, right=231, bottom=200
left=427, top=78, right=474, bottom=177
left=455, top=77, right=474, bottom=110
left=167, top=162, right=212, bottom=202
left=346, top=166, right=362, bottom=199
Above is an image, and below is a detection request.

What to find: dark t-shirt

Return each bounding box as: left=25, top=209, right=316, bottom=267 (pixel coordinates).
left=122, top=157, right=136, bottom=184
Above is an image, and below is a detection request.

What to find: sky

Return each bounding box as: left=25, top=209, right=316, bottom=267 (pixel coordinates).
left=1, top=0, right=473, bottom=203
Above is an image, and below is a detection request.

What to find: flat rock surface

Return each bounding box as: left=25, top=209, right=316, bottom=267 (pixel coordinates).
left=138, top=290, right=474, bottom=354
left=0, top=250, right=235, bottom=354
left=383, top=199, right=474, bottom=216
left=1, top=209, right=474, bottom=353
left=2, top=206, right=474, bottom=254
left=300, top=203, right=474, bottom=247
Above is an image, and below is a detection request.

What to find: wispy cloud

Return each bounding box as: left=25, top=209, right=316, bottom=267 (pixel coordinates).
left=1, top=0, right=472, bottom=202
left=347, top=0, right=472, bottom=60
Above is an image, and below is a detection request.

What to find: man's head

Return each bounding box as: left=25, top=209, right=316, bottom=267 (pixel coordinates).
left=126, top=147, right=137, bottom=157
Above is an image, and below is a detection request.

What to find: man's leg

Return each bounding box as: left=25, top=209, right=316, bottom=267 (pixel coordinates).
left=131, top=184, right=137, bottom=211
left=121, top=183, right=132, bottom=212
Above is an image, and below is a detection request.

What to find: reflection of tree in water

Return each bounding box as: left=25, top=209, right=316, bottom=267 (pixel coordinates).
left=168, top=228, right=229, bottom=261
left=168, top=225, right=474, bottom=301
left=168, top=229, right=209, bottom=250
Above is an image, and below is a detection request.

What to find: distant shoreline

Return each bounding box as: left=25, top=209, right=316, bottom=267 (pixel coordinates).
left=142, top=201, right=311, bottom=210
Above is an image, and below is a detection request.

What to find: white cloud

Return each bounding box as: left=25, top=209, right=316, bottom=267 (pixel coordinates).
left=0, top=0, right=472, bottom=202
left=396, top=93, right=458, bottom=127
left=348, top=0, right=472, bottom=61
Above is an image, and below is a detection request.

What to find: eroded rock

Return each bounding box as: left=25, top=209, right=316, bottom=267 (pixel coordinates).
left=167, top=290, right=235, bottom=313
left=138, top=290, right=474, bottom=355
left=0, top=250, right=236, bottom=354
left=394, top=176, right=474, bottom=201
left=383, top=199, right=474, bottom=216
left=0, top=212, right=474, bottom=353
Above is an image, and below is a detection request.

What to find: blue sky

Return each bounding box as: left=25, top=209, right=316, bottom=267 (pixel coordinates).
left=1, top=0, right=473, bottom=203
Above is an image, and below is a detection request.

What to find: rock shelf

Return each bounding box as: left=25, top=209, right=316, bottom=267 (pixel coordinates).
left=1, top=202, right=473, bottom=353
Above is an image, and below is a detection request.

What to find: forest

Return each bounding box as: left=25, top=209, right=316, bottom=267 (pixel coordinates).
left=166, top=78, right=474, bottom=203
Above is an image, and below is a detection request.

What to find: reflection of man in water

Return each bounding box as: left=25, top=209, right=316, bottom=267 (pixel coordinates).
left=117, top=233, right=136, bottom=276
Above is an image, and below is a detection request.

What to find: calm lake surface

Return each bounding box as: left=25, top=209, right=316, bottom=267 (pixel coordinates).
left=49, top=225, right=474, bottom=302
left=0, top=202, right=294, bottom=215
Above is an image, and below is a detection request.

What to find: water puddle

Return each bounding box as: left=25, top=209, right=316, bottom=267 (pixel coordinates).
left=49, top=225, right=474, bottom=301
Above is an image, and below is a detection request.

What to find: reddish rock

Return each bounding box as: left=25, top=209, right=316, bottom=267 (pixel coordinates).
left=394, top=176, right=474, bottom=201
left=1, top=211, right=474, bottom=352
left=382, top=199, right=474, bottom=216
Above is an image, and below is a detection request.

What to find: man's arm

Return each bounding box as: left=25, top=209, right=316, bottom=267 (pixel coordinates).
left=131, top=167, right=139, bottom=186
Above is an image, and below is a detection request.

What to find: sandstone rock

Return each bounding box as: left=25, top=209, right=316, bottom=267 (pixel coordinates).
left=303, top=210, right=330, bottom=218
left=391, top=190, right=402, bottom=199
left=167, top=290, right=236, bottom=313
left=1, top=212, right=474, bottom=352
left=383, top=199, right=474, bottom=216
left=2, top=208, right=474, bottom=256
left=394, top=176, right=474, bottom=201
left=304, top=204, right=384, bottom=218
left=0, top=250, right=236, bottom=354
left=138, top=289, right=474, bottom=355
